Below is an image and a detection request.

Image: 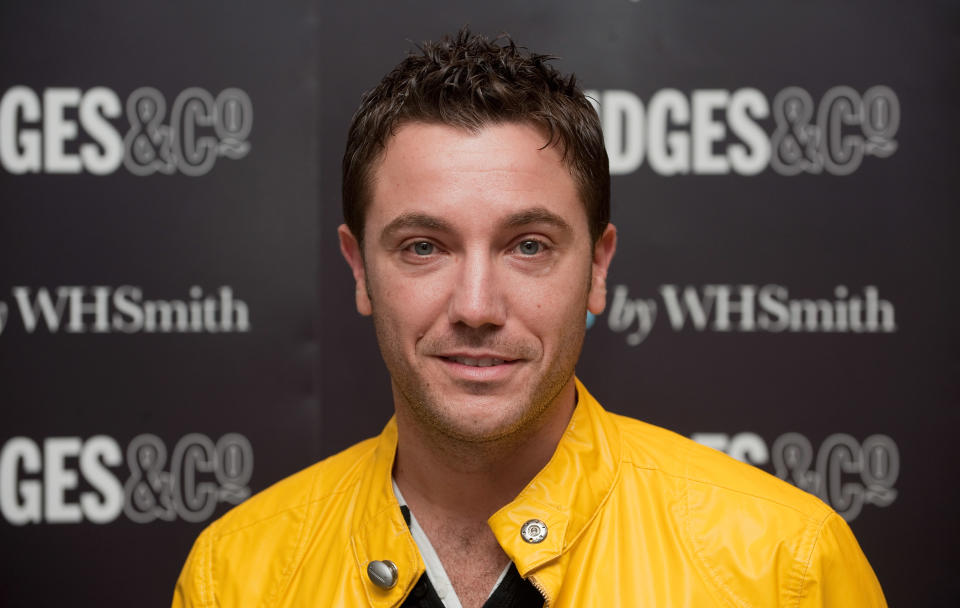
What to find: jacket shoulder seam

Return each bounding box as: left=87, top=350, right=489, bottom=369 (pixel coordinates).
left=212, top=485, right=356, bottom=541
left=665, top=435, right=828, bottom=608
left=622, top=456, right=826, bottom=520
left=201, top=523, right=216, bottom=607
left=208, top=468, right=363, bottom=607
left=677, top=461, right=746, bottom=608
left=790, top=510, right=834, bottom=608
left=214, top=444, right=375, bottom=539
left=266, top=445, right=375, bottom=607
left=622, top=450, right=826, bottom=607
left=262, top=470, right=351, bottom=608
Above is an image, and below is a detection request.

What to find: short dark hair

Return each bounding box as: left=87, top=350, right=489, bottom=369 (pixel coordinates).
left=342, top=29, right=610, bottom=246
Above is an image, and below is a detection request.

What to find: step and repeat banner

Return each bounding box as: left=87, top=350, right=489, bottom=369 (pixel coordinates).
left=2, top=1, right=957, bottom=605
left=0, top=1, right=320, bottom=604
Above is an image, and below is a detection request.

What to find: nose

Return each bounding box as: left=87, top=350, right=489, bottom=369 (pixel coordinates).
left=447, top=251, right=507, bottom=328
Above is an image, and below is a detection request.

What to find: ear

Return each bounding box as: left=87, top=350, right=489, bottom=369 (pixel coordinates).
left=338, top=224, right=372, bottom=316
left=587, top=223, right=617, bottom=315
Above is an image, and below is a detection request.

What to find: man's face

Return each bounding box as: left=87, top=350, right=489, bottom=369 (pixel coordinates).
left=339, top=122, right=616, bottom=443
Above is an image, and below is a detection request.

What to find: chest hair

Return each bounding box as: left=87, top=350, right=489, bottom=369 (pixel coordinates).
left=422, top=516, right=510, bottom=608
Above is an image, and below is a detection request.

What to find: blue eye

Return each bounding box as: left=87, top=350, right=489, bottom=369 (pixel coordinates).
left=517, top=240, right=542, bottom=255
left=411, top=241, right=434, bottom=255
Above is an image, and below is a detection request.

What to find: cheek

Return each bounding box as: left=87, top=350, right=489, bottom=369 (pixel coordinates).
left=369, top=269, right=449, bottom=336
left=514, top=274, right=589, bottom=340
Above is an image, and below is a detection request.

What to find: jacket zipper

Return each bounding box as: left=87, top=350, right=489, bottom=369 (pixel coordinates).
left=528, top=575, right=550, bottom=607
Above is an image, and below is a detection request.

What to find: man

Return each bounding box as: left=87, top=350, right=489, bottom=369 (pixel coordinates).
left=173, top=30, right=886, bottom=607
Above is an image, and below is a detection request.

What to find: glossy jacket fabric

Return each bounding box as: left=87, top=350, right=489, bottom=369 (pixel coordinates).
left=172, top=380, right=886, bottom=607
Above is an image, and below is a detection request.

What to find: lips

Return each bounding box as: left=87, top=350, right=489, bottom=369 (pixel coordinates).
left=437, top=354, right=520, bottom=382
left=444, top=356, right=508, bottom=367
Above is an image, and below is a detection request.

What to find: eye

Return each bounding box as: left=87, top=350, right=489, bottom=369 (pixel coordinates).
left=410, top=241, right=434, bottom=256
left=516, top=240, right=543, bottom=256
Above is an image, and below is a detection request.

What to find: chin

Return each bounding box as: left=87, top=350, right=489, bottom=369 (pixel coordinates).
left=427, top=398, right=544, bottom=444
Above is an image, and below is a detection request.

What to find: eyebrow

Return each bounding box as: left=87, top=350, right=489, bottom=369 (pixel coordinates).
left=500, top=207, right=573, bottom=234
left=378, top=206, right=573, bottom=245
left=380, top=212, right=453, bottom=244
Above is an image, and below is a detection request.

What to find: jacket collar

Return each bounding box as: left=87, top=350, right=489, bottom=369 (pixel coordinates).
left=349, top=378, right=621, bottom=607
left=487, top=379, right=621, bottom=601
left=349, top=418, right=424, bottom=608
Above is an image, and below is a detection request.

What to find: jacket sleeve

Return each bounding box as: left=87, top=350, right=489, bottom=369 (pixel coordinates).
left=171, top=526, right=217, bottom=608
left=797, top=512, right=887, bottom=607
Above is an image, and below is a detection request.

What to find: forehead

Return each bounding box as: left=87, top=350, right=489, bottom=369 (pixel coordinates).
left=366, top=121, right=587, bottom=233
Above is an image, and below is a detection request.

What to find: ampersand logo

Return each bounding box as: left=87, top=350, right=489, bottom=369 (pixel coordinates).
left=770, top=87, right=823, bottom=175
left=770, top=85, right=899, bottom=176
left=123, top=432, right=253, bottom=524
left=123, top=88, right=175, bottom=176
left=0, top=85, right=254, bottom=176
left=123, top=434, right=176, bottom=523
left=123, top=87, right=253, bottom=177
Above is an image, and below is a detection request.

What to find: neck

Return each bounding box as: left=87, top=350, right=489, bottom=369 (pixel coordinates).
left=392, top=380, right=577, bottom=522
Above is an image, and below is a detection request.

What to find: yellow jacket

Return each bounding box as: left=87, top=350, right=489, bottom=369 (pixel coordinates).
left=173, top=380, right=886, bottom=607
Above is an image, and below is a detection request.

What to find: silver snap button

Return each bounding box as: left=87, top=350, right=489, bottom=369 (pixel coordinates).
left=367, top=560, right=398, bottom=589
left=520, top=519, right=548, bottom=544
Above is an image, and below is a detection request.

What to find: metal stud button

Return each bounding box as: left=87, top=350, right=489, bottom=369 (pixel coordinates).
left=367, top=560, right=398, bottom=589
left=520, top=519, right=548, bottom=544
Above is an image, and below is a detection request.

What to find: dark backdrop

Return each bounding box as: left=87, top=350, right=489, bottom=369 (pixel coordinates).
left=1, top=1, right=956, bottom=605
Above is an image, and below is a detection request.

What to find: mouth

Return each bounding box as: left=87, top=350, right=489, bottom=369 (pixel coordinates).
left=435, top=353, right=523, bottom=382
left=442, top=356, right=514, bottom=367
